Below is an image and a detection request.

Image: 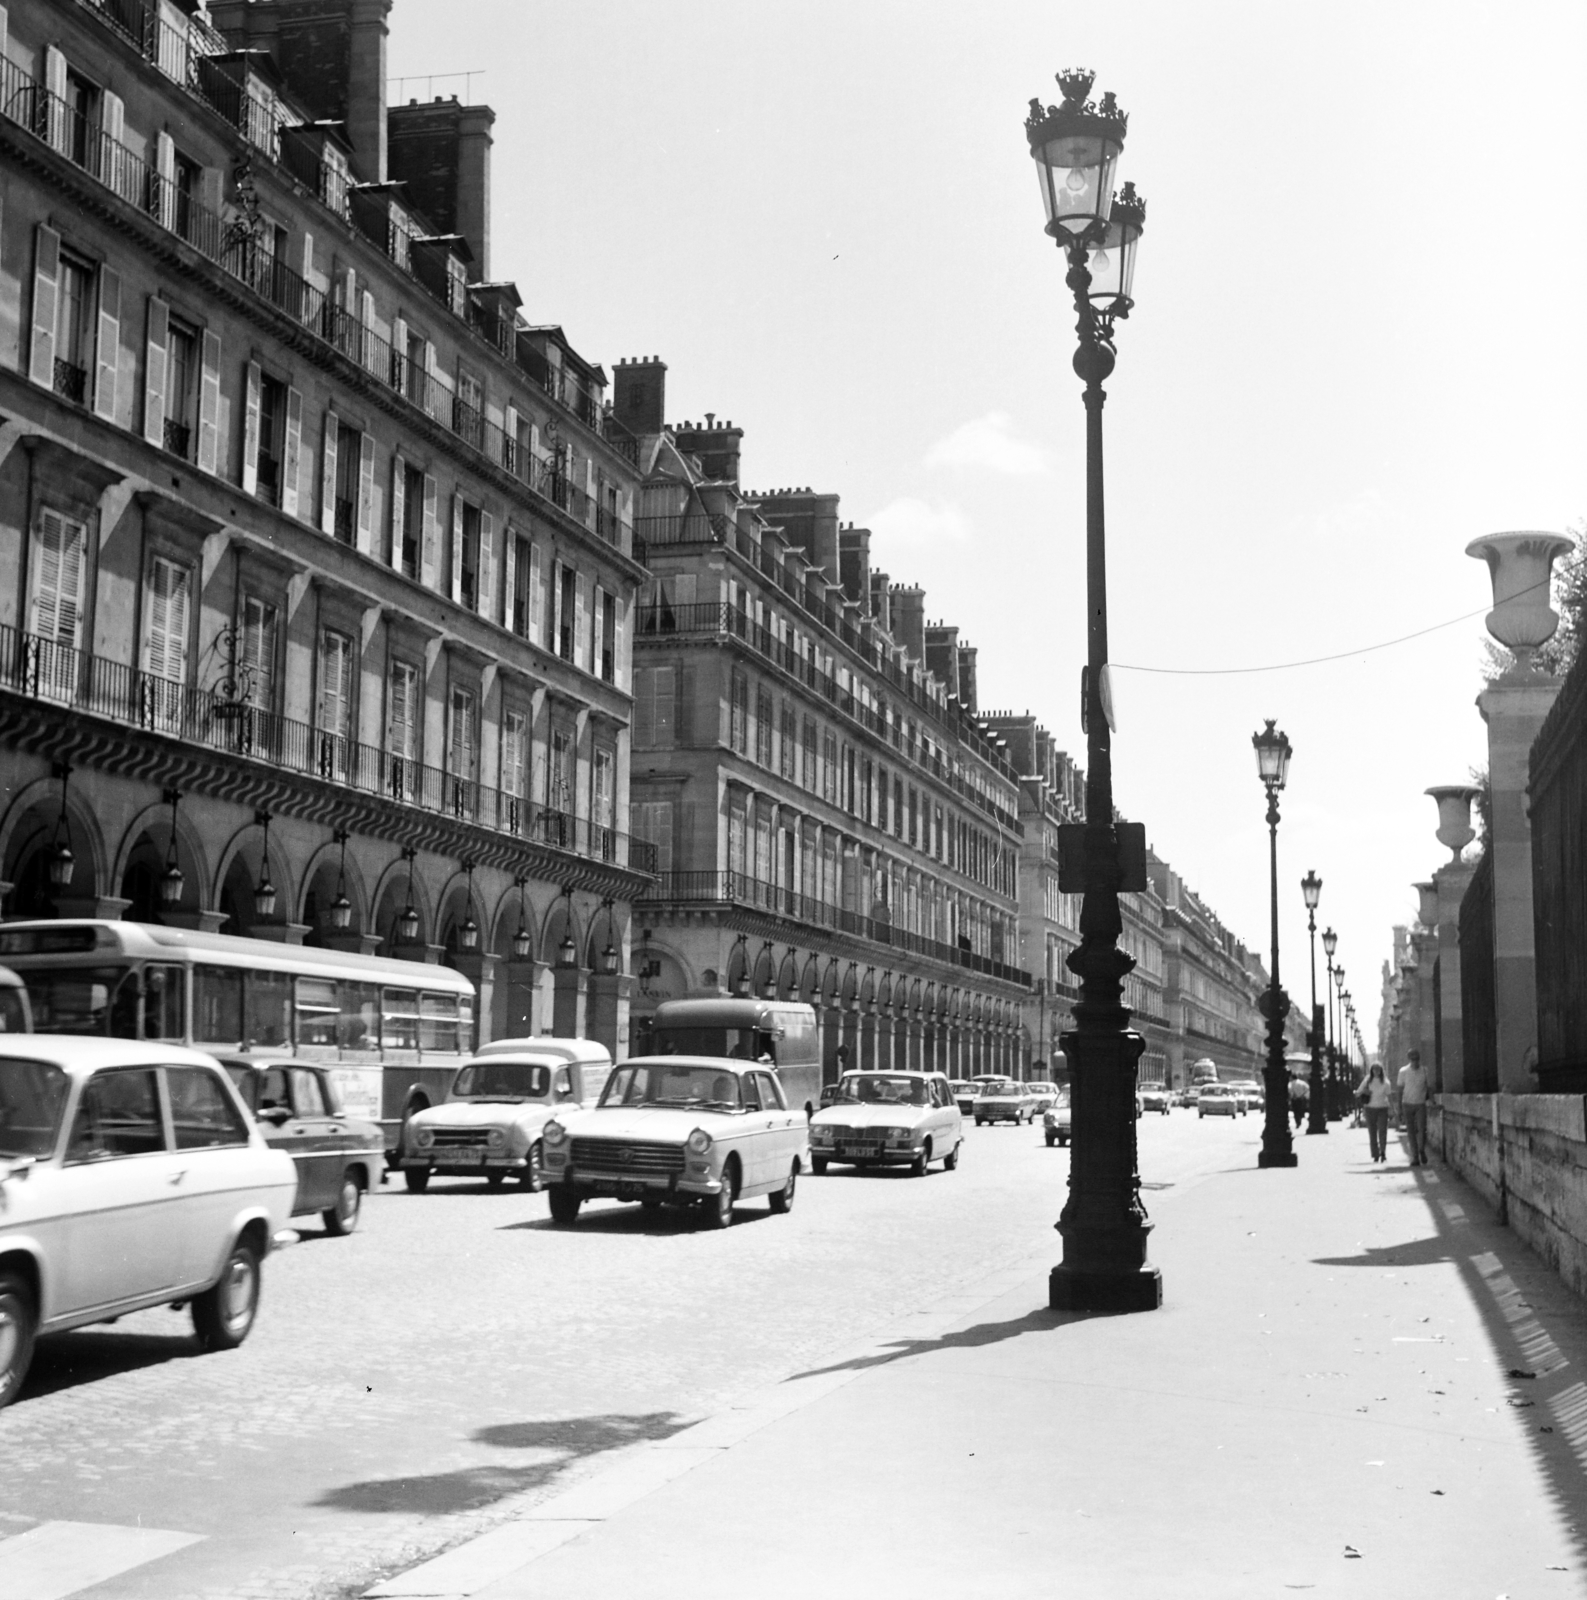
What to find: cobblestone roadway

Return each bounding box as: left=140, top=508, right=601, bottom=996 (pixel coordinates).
left=0, top=1110, right=1243, bottom=1599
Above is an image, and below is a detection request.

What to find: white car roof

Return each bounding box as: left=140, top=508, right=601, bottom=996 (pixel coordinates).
left=0, top=1038, right=226, bottom=1076
left=472, top=1038, right=611, bottom=1065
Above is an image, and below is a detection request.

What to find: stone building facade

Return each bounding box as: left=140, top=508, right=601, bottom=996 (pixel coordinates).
left=0, top=0, right=651, bottom=1051
left=618, top=360, right=1031, bottom=1080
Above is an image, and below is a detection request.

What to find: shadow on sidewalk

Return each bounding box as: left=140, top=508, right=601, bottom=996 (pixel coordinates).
left=789, top=1304, right=1086, bottom=1382
left=1313, top=1138, right=1587, bottom=1575
left=313, top=1411, right=692, bottom=1515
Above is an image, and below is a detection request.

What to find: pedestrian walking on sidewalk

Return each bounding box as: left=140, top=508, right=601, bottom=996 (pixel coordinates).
left=1288, top=1074, right=1309, bottom=1129
left=1357, top=1064, right=1392, bottom=1162
left=1398, top=1050, right=1430, bottom=1165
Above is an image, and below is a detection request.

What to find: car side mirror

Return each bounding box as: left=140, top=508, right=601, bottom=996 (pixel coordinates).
left=259, top=1106, right=291, bottom=1126
left=0, top=1157, right=34, bottom=1184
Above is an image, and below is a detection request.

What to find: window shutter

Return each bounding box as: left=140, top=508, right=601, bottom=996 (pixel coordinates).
left=282, top=385, right=302, bottom=517
left=592, top=584, right=605, bottom=676
left=28, top=224, right=60, bottom=388
left=142, top=556, right=190, bottom=683
left=30, top=510, right=85, bottom=649
left=615, top=595, right=628, bottom=691
left=142, top=296, right=168, bottom=447
left=529, top=542, right=545, bottom=647
left=423, top=339, right=437, bottom=417
left=573, top=571, right=587, bottom=671
left=196, top=330, right=221, bottom=473
left=420, top=472, right=439, bottom=589
left=100, top=91, right=126, bottom=197
left=551, top=559, right=564, bottom=653
left=319, top=410, right=338, bottom=535
left=388, top=452, right=405, bottom=567
left=155, top=131, right=176, bottom=230
left=502, top=528, right=518, bottom=630
left=449, top=494, right=464, bottom=604
left=43, top=47, right=67, bottom=153
left=360, top=288, right=375, bottom=371
left=391, top=312, right=407, bottom=389
left=241, top=359, right=262, bottom=493
left=92, top=268, right=121, bottom=421
left=478, top=509, right=496, bottom=622
left=356, top=431, right=375, bottom=554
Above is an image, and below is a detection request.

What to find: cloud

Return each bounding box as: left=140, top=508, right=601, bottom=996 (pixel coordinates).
left=865, top=497, right=972, bottom=546
left=924, top=411, right=1049, bottom=476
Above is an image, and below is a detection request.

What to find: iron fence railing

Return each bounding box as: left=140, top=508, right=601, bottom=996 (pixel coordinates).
left=636, top=869, right=1030, bottom=987
left=0, top=622, right=656, bottom=878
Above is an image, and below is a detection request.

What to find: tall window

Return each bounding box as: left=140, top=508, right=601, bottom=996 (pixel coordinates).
left=592, top=749, right=615, bottom=861
left=400, top=462, right=424, bottom=579
left=172, top=150, right=201, bottom=243
left=257, top=374, right=287, bottom=507
left=547, top=728, right=574, bottom=839
left=458, top=502, right=481, bottom=609
left=553, top=562, right=575, bottom=659
left=333, top=426, right=361, bottom=545
left=634, top=666, right=676, bottom=749
left=802, top=718, right=818, bottom=792
left=142, top=555, right=190, bottom=730
left=780, top=703, right=797, bottom=780
left=316, top=629, right=354, bottom=779
left=510, top=532, right=531, bottom=635
left=448, top=685, right=477, bottom=814
left=164, top=318, right=198, bottom=459
left=386, top=659, right=419, bottom=800
left=241, top=593, right=279, bottom=754
left=64, top=69, right=99, bottom=169
left=730, top=671, right=748, bottom=754
left=29, top=509, right=87, bottom=700
left=404, top=329, right=427, bottom=407
left=54, top=252, right=96, bottom=404
left=595, top=587, right=616, bottom=682
left=501, top=709, right=528, bottom=829
left=822, top=730, right=838, bottom=803
left=632, top=800, right=674, bottom=876
left=755, top=686, right=773, bottom=767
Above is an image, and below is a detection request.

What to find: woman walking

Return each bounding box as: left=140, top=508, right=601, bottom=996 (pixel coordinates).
left=1357, top=1064, right=1392, bottom=1163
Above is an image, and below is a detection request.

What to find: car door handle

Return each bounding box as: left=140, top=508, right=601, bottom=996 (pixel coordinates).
left=168, top=1169, right=187, bottom=1185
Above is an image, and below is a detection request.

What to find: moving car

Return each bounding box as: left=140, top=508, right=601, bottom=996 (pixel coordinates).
left=540, top=1056, right=809, bottom=1228
left=809, top=1071, right=962, bottom=1176
left=224, top=1058, right=384, bottom=1234
left=974, top=1079, right=1038, bottom=1125
left=949, top=1079, right=978, bottom=1114
left=1137, top=1082, right=1171, bottom=1115
left=1026, top=1080, right=1061, bottom=1114
left=399, top=1041, right=610, bottom=1193
left=0, top=1039, right=297, bottom=1408
left=1044, top=1089, right=1073, bottom=1147
left=1198, top=1085, right=1242, bottom=1118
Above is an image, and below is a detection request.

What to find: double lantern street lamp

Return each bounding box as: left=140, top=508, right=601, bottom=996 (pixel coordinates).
left=1025, top=70, right=1158, bottom=1313
left=1299, top=871, right=1328, bottom=1136
left=1322, top=926, right=1339, bottom=1114
left=1252, top=720, right=1298, bottom=1168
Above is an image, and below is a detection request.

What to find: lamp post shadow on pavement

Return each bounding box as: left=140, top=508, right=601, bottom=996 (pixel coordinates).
left=1253, top=720, right=1298, bottom=1168
left=1025, top=70, right=1160, bottom=1313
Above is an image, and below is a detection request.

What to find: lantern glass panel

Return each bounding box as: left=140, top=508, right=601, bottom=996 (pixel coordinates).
left=1033, top=135, right=1119, bottom=236
left=1082, top=209, right=1141, bottom=308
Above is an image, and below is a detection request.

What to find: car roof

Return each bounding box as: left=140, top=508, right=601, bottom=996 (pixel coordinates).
left=840, top=1069, right=934, bottom=1079
left=0, top=1038, right=226, bottom=1075
left=472, top=1037, right=611, bottom=1064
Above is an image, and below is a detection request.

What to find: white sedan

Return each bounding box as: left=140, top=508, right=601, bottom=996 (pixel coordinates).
left=809, top=1071, right=963, bottom=1176
left=540, top=1057, right=808, bottom=1228
left=0, top=1039, right=297, bottom=1408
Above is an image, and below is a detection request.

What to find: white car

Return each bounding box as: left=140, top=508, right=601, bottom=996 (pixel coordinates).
left=1044, top=1089, right=1073, bottom=1147
left=809, top=1071, right=963, bottom=1176
left=541, top=1057, right=809, bottom=1228
left=975, top=1079, right=1038, bottom=1125
left=0, top=1039, right=297, bottom=1408
left=401, top=1043, right=608, bottom=1192
left=1026, top=1080, right=1061, bottom=1114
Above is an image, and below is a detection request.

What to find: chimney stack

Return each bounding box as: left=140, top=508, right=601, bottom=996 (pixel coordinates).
left=891, top=585, right=925, bottom=662
left=839, top=524, right=871, bottom=605
left=613, top=358, right=668, bottom=436
left=387, top=96, right=496, bottom=280
left=672, top=416, right=744, bottom=483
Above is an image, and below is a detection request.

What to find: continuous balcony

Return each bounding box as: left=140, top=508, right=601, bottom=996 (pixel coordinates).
left=637, top=870, right=1031, bottom=989
left=0, top=624, right=656, bottom=890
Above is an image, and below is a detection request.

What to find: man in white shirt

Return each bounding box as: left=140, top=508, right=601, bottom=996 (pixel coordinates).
left=1397, top=1049, right=1430, bottom=1166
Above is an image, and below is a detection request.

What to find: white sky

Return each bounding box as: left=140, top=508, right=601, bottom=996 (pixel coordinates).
left=389, top=0, right=1587, bottom=1042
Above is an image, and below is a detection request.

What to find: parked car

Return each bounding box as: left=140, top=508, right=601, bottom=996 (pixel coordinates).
left=1137, top=1082, right=1171, bottom=1115
left=223, top=1058, right=384, bottom=1234
left=400, top=1043, right=609, bottom=1192
left=1026, top=1080, right=1061, bottom=1113
left=540, top=1056, right=809, bottom=1228
left=1198, top=1085, right=1242, bottom=1118
left=974, top=1080, right=1038, bottom=1126
left=809, top=1072, right=962, bottom=1176
left=0, top=1039, right=297, bottom=1408
left=1043, top=1089, right=1073, bottom=1147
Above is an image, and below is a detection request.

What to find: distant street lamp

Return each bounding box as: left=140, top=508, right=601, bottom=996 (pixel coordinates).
left=458, top=861, right=480, bottom=953
left=252, top=811, right=277, bottom=920
left=1300, top=871, right=1327, bottom=1135
left=1025, top=68, right=1158, bottom=1313
left=1321, top=926, right=1338, bottom=1114
left=1252, top=720, right=1297, bottom=1168
left=331, top=828, right=353, bottom=930
left=397, top=847, right=421, bottom=944
left=159, top=788, right=185, bottom=908
left=511, top=874, right=534, bottom=959
left=47, top=763, right=75, bottom=892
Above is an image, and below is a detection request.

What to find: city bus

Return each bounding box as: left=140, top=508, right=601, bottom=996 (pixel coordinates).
left=0, top=920, right=474, bottom=1152
left=647, top=997, right=822, bottom=1117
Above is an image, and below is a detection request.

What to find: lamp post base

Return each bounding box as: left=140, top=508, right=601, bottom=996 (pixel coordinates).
left=1257, top=1149, right=1299, bottom=1167
left=1049, top=1263, right=1163, bottom=1312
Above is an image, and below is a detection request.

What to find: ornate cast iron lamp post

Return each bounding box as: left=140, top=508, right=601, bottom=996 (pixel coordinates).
left=1300, top=871, right=1328, bottom=1135
left=1026, top=70, right=1158, bottom=1312
left=1253, top=720, right=1297, bottom=1167
left=1321, top=926, right=1338, bottom=1115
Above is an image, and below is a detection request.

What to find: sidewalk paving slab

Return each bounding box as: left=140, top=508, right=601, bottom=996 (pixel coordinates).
left=392, top=1124, right=1587, bottom=1600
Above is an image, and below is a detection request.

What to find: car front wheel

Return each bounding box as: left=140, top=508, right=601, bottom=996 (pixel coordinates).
left=548, top=1186, right=581, bottom=1226
left=322, top=1170, right=362, bottom=1235
left=0, top=1272, right=38, bottom=1409
left=911, top=1140, right=932, bottom=1177
left=519, top=1141, right=543, bottom=1191
left=705, top=1162, right=738, bottom=1229
left=769, top=1163, right=797, bottom=1213
left=943, top=1141, right=960, bottom=1171
left=191, top=1240, right=261, bottom=1352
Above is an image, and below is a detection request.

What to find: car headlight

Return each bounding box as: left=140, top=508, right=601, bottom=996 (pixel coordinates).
left=543, top=1120, right=568, bottom=1147
left=487, top=1128, right=507, bottom=1149
left=414, top=1125, right=435, bottom=1149
left=687, top=1128, right=713, bottom=1155
left=811, top=1125, right=834, bottom=1142
left=886, top=1126, right=911, bottom=1143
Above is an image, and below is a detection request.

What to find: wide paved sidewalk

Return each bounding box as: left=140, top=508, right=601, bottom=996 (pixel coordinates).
left=374, top=1120, right=1587, bottom=1600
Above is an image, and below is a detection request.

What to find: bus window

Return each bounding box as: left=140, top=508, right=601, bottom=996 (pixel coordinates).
left=337, top=982, right=379, bottom=1051
left=142, top=964, right=185, bottom=1041
left=381, top=988, right=420, bottom=1051
left=419, top=993, right=460, bottom=1053
left=24, top=967, right=121, bottom=1033
left=247, top=971, right=293, bottom=1048
left=295, top=977, right=339, bottom=1047
left=195, top=965, right=244, bottom=1044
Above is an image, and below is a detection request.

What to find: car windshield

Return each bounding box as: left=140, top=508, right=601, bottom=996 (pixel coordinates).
left=1055, top=1090, right=1072, bottom=1107
left=978, top=1081, right=1017, bottom=1095
left=600, top=1064, right=742, bottom=1110
left=833, top=1074, right=927, bottom=1106
left=452, top=1062, right=551, bottom=1100
left=0, top=1056, right=69, bottom=1158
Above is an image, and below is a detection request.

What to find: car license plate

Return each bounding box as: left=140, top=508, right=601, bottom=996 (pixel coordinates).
left=447, top=1148, right=485, bottom=1165
left=590, top=1177, right=647, bottom=1199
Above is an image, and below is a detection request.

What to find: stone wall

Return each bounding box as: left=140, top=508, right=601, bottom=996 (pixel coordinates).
left=1432, top=1094, right=1587, bottom=1300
